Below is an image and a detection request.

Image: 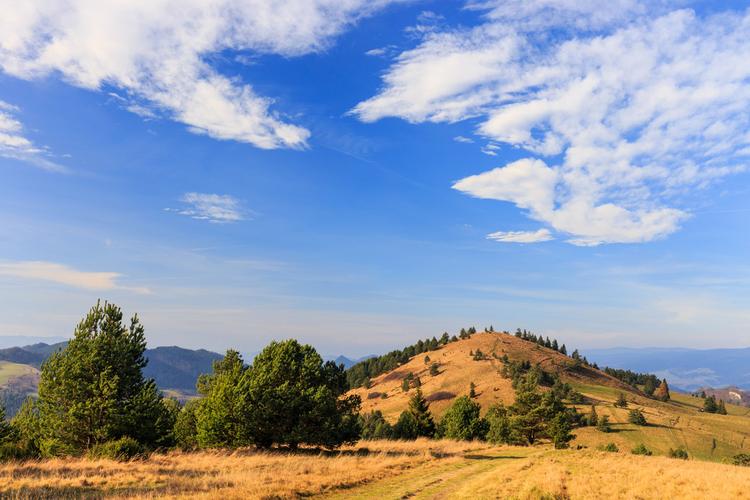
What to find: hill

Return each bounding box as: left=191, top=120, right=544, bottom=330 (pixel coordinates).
left=699, top=386, right=750, bottom=407
left=350, top=331, right=750, bottom=462
left=584, top=346, right=750, bottom=390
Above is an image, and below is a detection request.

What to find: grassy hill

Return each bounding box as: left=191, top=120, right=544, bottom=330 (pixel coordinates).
left=350, top=331, right=750, bottom=462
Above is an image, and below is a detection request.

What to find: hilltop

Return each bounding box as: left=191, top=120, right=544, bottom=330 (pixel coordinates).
left=349, top=331, right=750, bottom=462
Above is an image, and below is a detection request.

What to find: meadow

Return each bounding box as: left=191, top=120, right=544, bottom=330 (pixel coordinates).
left=1, top=439, right=749, bottom=499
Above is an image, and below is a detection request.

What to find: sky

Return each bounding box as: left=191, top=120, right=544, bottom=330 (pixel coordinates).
left=0, top=0, right=749, bottom=357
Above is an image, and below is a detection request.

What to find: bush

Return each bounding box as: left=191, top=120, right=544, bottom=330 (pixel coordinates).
left=631, top=443, right=652, bottom=456
left=596, top=415, right=611, bottom=433
left=599, top=442, right=619, bottom=452
left=627, top=409, right=647, bottom=426
left=438, top=396, right=486, bottom=441
left=732, top=453, right=750, bottom=466
left=0, top=442, right=37, bottom=461
left=614, top=393, right=628, bottom=408
left=669, top=447, right=689, bottom=460
left=87, top=437, right=146, bottom=461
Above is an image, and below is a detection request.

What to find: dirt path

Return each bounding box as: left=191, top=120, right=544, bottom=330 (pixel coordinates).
left=322, top=447, right=539, bottom=500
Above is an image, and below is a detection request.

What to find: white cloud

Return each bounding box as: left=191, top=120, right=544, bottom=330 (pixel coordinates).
left=0, top=0, right=400, bottom=150
left=486, top=228, right=553, bottom=243
left=0, top=100, right=66, bottom=172
left=0, top=261, right=150, bottom=294
left=453, top=135, right=474, bottom=143
left=171, top=192, right=246, bottom=223
left=355, top=3, right=750, bottom=245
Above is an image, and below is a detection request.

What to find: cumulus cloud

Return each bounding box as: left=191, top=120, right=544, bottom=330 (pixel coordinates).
left=0, top=101, right=66, bottom=172
left=356, top=2, right=750, bottom=245
left=0, top=0, right=399, bottom=150
left=170, top=192, right=246, bottom=223
left=486, top=228, right=553, bottom=243
left=0, top=261, right=150, bottom=294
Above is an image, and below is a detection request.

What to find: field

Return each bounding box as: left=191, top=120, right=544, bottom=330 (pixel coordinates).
left=0, top=362, right=38, bottom=387
left=1, top=440, right=750, bottom=499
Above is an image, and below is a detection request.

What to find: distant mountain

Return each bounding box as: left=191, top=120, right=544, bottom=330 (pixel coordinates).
left=0, top=336, right=67, bottom=349
left=0, top=341, right=222, bottom=393
left=143, top=346, right=223, bottom=392
left=584, top=347, right=750, bottom=391
left=698, top=386, right=750, bottom=407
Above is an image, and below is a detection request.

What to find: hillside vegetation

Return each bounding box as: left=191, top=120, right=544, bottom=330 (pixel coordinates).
left=350, top=331, right=750, bottom=462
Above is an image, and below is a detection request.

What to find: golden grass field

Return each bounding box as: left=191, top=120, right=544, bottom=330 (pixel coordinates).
left=2, top=439, right=750, bottom=499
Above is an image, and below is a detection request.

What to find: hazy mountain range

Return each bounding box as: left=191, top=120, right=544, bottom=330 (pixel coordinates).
left=584, top=347, right=750, bottom=391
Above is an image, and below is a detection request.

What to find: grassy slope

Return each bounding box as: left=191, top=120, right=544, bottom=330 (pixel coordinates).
left=352, top=332, right=636, bottom=420
left=351, top=332, right=750, bottom=461
left=0, top=361, right=38, bottom=388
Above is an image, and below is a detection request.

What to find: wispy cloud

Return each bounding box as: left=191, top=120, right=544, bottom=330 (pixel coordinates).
left=354, top=3, right=750, bottom=245
left=169, top=193, right=247, bottom=223
left=0, top=101, right=67, bottom=173
left=486, top=228, right=553, bottom=243
left=0, top=261, right=150, bottom=294
left=0, top=1, right=402, bottom=150
left=453, top=135, right=474, bottom=144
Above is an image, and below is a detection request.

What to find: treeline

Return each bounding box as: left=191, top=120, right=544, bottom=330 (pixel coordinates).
left=346, top=327, right=479, bottom=388
left=360, top=370, right=579, bottom=448
left=0, top=302, right=361, bottom=460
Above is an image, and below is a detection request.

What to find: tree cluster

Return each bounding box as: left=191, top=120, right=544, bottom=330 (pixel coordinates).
left=702, top=395, right=727, bottom=414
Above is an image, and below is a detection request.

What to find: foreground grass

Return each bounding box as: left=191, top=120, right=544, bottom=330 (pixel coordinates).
left=2, top=440, right=750, bottom=499
left=0, top=439, right=490, bottom=499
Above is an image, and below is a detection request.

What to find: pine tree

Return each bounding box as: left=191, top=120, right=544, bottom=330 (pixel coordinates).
left=551, top=339, right=559, bottom=351
left=628, top=409, right=647, bottom=426
left=559, top=344, right=567, bottom=355
left=439, top=396, right=486, bottom=441
left=703, top=395, right=719, bottom=413
left=596, top=415, right=612, bottom=433
left=424, top=355, right=430, bottom=364
left=548, top=413, right=574, bottom=449
left=588, top=405, right=598, bottom=427
left=430, top=363, right=440, bottom=376
left=407, top=389, right=435, bottom=437
left=439, top=332, right=450, bottom=345
left=469, top=382, right=477, bottom=398
left=614, top=392, right=628, bottom=408
left=35, top=301, right=171, bottom=454
left=654, top=379, right=671, bottom=401
left=718, top=399, right=727, bottom=415
left=0, top=403, right=14, bottom=444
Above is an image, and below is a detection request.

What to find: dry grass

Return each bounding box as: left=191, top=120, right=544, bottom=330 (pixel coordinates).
left=0, top=439, right=492, bottom=499
left=449, top=450, right=750, bottom=499
left=352, top=332, right=633, bottom=421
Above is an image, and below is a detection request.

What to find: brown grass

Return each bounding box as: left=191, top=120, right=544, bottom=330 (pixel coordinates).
left=0, top=439, right=492, bottom=499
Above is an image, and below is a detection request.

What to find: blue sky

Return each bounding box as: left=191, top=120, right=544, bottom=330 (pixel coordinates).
left=0, top=1, right=749, bottom=356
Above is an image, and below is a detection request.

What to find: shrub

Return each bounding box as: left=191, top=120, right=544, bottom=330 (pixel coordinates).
left=596, top=415, right=612, bottom=433
left=88, top=437, right=145, bottom=461
left=669, top=447, right=689, bottom=460
left=614, top=393, right=628, bottom=408
left=429, top=363, right=440, bottom=376
left=631, top=443, right=652, bottom=456
left=732, top=453, right=750, bottom=466
left=599, top=442, right=619, bottom=452
left=627, top=409, right=647, bottom=426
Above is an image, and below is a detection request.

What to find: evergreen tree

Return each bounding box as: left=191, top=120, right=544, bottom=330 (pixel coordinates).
left=393, top=411, right=418, bottom=440
left=406, top=389, right=435, bottom=438
left=643, top=377, right=657, bottom=397
left=424, top=355, right=430, bottom=364
left=0, top=403, right=14, bottom=444
left=430, top=363, right=440, bottom=376
left=551, top=339, right=559, bottom=351
left=596, top=415, right=612, bottom=433
left=654, top=379, right=671, bottom=401
left=360, top=410, right=393, bottom=440
left=703, top=395, right=719, bottom=413
left=243, top=339, right=361, bottom=449
left=469, top=382, right=477, bottom=398
left=587, top=405, right=599, bottom=427
left=628, top=409, right=647, bottom=426
left=718, top=399, right=728, bottom=415
left=35, top=301, right=171, bottom=455
left=439, top=396, right=486, bottom=441
left=559, top=344, right=567, bottom=356
left=548, top=413, right=574, bottom=449
left=173, top=400, right=200, bottom=450
left=195, top=350, right=251, bottom=448
left=439, top=332, right=450, bottom=345
left=614, top=392, right=628, bottom=408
